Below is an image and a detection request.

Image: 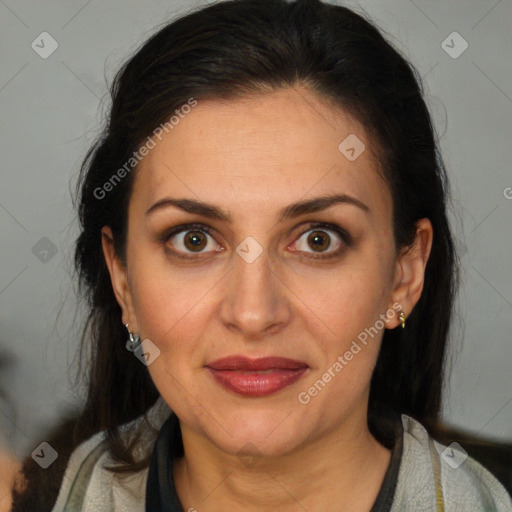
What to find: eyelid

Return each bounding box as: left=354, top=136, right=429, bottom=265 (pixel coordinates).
left=158, top=222, right=215, bottom=240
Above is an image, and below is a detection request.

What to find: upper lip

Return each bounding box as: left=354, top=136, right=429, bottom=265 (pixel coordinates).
left=206, top=356, right=308, bottom=371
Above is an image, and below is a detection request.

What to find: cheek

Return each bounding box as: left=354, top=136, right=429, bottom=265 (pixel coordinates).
left=128, top=261, right=217, bottom=358
left=124, top=245, right=211, bottom=376
left=296, top=271, right=389, bottom=409
left=301, top=262, right=392, bottom=352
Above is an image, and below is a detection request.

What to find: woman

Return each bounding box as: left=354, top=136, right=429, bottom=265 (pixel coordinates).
left=11, top=0, right=512, bottom=510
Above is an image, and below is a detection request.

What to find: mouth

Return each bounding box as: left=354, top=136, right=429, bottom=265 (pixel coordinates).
left=205, top=356, right=309, bottom=397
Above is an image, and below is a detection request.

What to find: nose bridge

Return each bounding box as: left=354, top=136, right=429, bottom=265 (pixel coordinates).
left=219, top=236, right=290, bottom=337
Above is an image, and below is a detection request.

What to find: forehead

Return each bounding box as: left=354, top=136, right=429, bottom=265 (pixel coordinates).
left=131, top=87, right=390, bottom=222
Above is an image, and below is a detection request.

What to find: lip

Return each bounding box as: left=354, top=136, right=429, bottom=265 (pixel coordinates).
left=205, top=356, right=309, bottom=397
left=207, top=356, right=308, bottom=371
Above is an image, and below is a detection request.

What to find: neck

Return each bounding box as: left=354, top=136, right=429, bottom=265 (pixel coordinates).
left=173, top=407, right=392, bottom=512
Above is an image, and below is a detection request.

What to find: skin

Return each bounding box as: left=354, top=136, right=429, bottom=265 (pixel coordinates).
left=0, top=447, right=20, bottom=512
left=102, top=86, right=432, bottom=512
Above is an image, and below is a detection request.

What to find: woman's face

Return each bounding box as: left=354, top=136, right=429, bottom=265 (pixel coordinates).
left=104, top=86, right=430, bottom=457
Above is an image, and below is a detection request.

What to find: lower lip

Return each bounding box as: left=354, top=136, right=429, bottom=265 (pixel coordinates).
left=206, top=367, right=308, bottom=397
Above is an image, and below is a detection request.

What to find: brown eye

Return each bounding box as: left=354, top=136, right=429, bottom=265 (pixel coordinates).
left=307, top=231, right=331, bottom=252
left=162, top=224, right=223, bottom=258
left=291, top=222, right=351, bottom=260
left=183, top=231, right=208, bottom=252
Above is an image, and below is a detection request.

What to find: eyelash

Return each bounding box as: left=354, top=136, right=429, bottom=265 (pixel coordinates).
left=158, top=222, right=352, bottom=261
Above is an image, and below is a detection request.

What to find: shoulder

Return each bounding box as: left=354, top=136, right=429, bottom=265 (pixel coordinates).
left=50, top=397, right=172, bottom=512
left=391, top=414, right=512, bottom=511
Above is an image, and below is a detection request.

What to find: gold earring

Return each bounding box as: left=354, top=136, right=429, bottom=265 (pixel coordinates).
left=399, top=311, right=406, bottom=329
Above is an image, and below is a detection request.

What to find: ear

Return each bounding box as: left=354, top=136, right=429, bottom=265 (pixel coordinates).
left=101, top=226, right=138, bottom=332
left=385, top=218, right=433, bottom=329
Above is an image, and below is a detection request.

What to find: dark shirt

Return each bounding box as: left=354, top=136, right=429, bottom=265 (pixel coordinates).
left=145, top=410, right=404, bottom=512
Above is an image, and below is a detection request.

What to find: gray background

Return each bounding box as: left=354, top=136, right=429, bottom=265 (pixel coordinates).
left=1, top=0, right=511, bottom=458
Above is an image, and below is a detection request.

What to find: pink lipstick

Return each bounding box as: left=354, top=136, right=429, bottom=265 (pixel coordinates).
left=205, top=356, right=308, bottom=397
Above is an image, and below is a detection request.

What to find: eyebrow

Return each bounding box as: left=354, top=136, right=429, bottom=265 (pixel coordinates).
left=145, top=193, right=370, bottom=222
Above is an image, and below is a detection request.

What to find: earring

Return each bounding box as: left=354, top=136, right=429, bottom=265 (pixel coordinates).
left=125, top=323, right=141, bottom=352
left=399, top=311, right=406, bottom=329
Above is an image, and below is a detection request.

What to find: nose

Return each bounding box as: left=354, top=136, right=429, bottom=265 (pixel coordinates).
left=218, top=242, right=291, bottom=341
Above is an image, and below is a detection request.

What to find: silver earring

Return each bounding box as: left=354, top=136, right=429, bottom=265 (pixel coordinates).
left=125, top=323, right=141, bottom=352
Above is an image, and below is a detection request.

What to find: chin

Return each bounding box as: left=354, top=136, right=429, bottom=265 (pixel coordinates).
left=203, top=408, right=311, bottom=458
